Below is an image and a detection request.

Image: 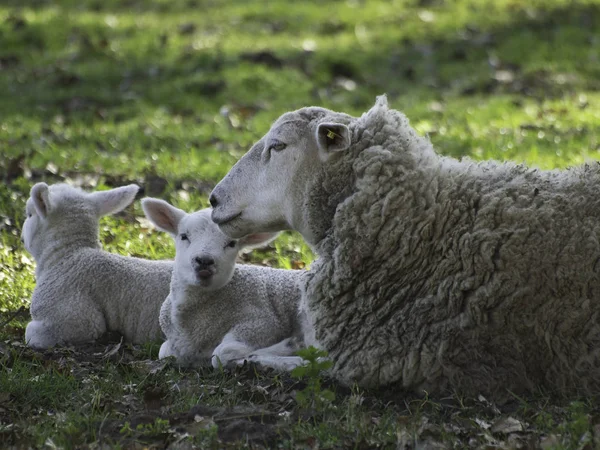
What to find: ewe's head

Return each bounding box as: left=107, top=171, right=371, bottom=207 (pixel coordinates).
left=210, top=104, right=359, bottom=242
left=21, top=182, right=139, bottom=259
left=142, top=198, right=278, bottom=290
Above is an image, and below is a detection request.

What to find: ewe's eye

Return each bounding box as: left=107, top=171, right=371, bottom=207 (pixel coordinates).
left=226, top=240, right=237, bottom=248
left=180, top=233, right=189, bottom=242
left=268, top=141, right=286, bottom=152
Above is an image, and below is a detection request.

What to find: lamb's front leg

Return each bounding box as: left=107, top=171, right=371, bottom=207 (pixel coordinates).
left=212, top=329, right=307, bottom=372
left=158, top=339, right=175, bottom=359
left=211, top=332, right=254, bottom=368
left=25, top=320, right=62, bottom=349
left=241, top=337, right=306, bottom=371
left=243, top=354, right=307, bottom=372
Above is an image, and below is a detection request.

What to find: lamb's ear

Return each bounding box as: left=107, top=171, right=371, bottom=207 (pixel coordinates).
left=315, top=122, right=350, bottom=161
left=90, top=184, right=139, bottom=217
left=30, top=183, right=50, bottom=218
left=141, top=198, right=186, bottom=235
left=374, top=94, right=388, bottom=109
left=238, top=231, right=280, bottom=250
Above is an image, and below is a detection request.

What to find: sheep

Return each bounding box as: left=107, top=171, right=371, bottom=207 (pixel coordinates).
left=209, top=95, right=600, bottom=399
left=22, top=182, right=173, bottom=349
left=141, top=198, right=304, bottom=369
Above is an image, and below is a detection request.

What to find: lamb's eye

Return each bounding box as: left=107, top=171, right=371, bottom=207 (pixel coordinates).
left=27, top=213, right=32, bottom=218
left=268, top=141, right=286, bottom=152
left=226, top=240, right=237, bottom=248
left=180, top=233, right=189, bottom=241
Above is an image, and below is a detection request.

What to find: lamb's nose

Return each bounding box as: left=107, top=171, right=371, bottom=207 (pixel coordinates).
left=194, top=256, right=215, bottom=267
left=209, top=193, right=218, bottom=208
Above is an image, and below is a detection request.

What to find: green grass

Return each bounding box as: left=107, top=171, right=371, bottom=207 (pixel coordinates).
left=1, top=0, right=600, bottom=447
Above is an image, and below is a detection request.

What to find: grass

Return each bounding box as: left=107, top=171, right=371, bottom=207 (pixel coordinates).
left=1, top=0, right=600, bottom=447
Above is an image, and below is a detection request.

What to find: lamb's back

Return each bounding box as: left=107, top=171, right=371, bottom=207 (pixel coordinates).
left=34, top=248, right=172, bottom=343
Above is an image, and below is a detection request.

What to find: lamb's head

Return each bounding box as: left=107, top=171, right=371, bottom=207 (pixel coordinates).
left=210, top=105, right=359, bottom=244
left=21, top=182, right=139, bottom=260
left=142, top=198, right=278, bottom=290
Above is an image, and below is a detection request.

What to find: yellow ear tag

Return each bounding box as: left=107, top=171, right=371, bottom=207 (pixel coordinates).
left=327, top=130, right=337, bottom=140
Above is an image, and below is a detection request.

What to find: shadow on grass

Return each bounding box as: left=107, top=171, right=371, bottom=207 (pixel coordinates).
left=0, top=0, right=598, bottom=125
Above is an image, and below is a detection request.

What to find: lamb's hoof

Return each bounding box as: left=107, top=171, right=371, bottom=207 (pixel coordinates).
left=212, top=355, right=240, bottom=370
left=231, top=357, right=249, bottom=367
left=211, top=355, right=221, bottom=369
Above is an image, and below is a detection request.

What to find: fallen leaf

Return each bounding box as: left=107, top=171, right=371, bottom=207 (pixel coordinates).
left=540, top=434, right=560, bottom=449
left=475, top=417, right=491, bottom=430
left=101, top=338, right=123, bottom=360
left=491, top=416, right=524, bottom=434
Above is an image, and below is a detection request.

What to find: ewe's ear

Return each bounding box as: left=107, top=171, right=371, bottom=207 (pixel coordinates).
left=141, top=198, right=186, bottom=235
left=31, top=183, right=50, bottom=218
left=90, top=184, right=139, bottom=217
left=239, top=232, right=280, bottom=250
left=315, top=122, right=350, bottom=161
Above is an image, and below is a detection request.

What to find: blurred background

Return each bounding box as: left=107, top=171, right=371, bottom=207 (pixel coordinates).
left=1, top=0, right=599, bottom=312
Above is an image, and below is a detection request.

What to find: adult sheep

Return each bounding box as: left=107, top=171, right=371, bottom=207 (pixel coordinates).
left=209, top=96, right=600, bottom=399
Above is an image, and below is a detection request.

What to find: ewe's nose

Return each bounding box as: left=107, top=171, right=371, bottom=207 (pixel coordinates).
left=209, top=193, right=219, bottom=208
left=194, top=256, right=215, bottom=268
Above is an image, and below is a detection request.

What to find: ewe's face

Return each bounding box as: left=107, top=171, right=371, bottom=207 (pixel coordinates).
left=211, top=112, right=321, bottom=238
left=173, top=210, right=240, bottom=290
left=211, top=108, right=352, bottom=240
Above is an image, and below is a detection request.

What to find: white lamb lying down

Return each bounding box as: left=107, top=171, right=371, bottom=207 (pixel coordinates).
left=210, top=96, right=600, bottom=399
left=22, top=182, right=173, bottom=349
left=142, top=198, right=304, bottom=369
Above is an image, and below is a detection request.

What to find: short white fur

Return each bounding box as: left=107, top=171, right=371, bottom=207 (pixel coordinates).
left=142, top=198, right=304, bottom=369
left=23, top=182, right=173, bottom=348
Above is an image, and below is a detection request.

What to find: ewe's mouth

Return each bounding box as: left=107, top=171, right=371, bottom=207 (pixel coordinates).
left=212, top=211, right=242, bottom=226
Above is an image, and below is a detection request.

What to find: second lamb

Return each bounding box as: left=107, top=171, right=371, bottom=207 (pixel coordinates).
left=142, top=198, right=304, bottom=369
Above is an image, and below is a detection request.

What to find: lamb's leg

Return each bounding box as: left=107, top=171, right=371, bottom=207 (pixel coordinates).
left=25, top=315, right=105, bottom=349
left=213, top=335, right=306, bottom=372
left=230, top=337, right=307, bottom=371
left=243, top=354, right=306, bottom=372
left=25, top=320, right=61, bottom=349
left=248, top=336, right=303, bottom=357
left=158, top=339, right=175, bottom=359
left=211, top=332, right=254, bottom=369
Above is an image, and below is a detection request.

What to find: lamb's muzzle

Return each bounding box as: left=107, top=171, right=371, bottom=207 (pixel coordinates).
left=193, top=256, right=215, bottom=281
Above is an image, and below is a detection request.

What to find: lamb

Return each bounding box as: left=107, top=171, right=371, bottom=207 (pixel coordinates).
left=209, top=96, right=600, bottom=399
left=141, top=198, right=304, bottom=369
left=22, top=182, right=173, bottom=348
